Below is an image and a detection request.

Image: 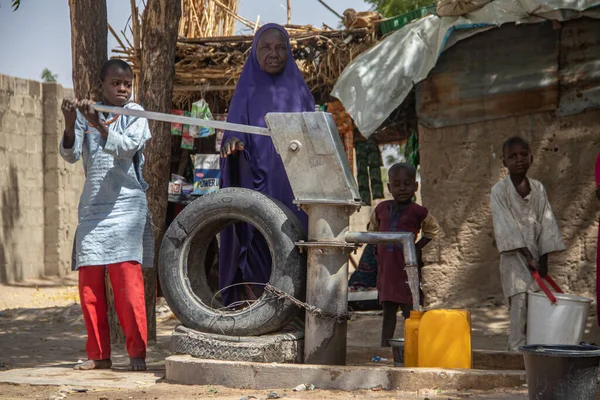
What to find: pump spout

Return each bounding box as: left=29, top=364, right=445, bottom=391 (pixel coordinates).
left=344, top=231, right=418, bottom=267
left=345, top=231, right=421, bottom=311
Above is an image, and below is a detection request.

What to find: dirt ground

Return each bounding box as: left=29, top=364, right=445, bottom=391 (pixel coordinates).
left=0, top=274, right=562, bottom=399
left=0, top=383, right=532, bottom=400
left=0, top=275, right=514, bottom=369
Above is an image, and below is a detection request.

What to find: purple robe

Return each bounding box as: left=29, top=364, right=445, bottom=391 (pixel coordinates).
left=219, top=23, right=314, bottom=306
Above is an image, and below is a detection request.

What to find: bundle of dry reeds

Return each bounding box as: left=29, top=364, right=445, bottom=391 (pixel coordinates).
left=111, top=1, right=379, bottom=111
left=169, top=27, right=376, bottom=110
left=179, top=0, right=241, bottom=38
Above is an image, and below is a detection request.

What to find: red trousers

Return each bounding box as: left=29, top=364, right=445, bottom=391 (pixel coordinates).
left=78, top=262, right=147, bottom=360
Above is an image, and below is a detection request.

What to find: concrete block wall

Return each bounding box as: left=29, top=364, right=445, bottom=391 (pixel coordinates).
left=0, top=75, right=45, bottom=283
left=42, top=83, right=85, bottom=278
left=0, top=74, right=84, bottom=283
left=419, top=110, right=600, bottom=307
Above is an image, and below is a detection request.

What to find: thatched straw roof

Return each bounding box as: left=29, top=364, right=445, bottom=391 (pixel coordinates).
left=170, top=26, right=376, bottom=110
left=114, top=29, right=377, bottom=112
left=111, top=1, right=411, bottom=143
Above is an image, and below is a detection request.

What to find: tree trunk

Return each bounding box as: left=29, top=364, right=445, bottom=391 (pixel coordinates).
left=69, top=0, right=107, bottom=100
left=68, top=0, right=127, bottom=344
left=138, top=0, right=182, bottom=342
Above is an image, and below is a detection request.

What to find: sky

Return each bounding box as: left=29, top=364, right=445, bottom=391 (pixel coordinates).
left=0, top=0, right=370, bottom=88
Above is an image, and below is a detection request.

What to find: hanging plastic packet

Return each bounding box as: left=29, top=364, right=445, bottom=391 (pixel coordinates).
left=181, top=111, right=195, bottom=150
left=189, top=99, right=215, bottom=138
left=171, top=110, right=184, bottom=136
left=182, top=111, right=191, bottom=137
left=192, top=154, right=220, bottom=195
left=181, top=134, right=195, bottom=150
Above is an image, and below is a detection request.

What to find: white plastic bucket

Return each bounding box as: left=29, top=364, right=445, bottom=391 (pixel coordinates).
left=527, top=291, right=592, bottom=345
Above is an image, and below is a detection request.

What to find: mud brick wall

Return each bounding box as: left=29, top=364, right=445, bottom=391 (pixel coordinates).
left=419, top=110, right=600, bottom=307
left=0, top=74, right=84, bottom=283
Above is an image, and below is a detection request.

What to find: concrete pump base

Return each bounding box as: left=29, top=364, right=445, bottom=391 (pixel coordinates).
left=165, top=355, right=525, bottom=391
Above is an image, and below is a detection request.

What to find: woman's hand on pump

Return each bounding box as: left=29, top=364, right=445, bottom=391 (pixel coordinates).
left=220, top=137, right=245, bottom=158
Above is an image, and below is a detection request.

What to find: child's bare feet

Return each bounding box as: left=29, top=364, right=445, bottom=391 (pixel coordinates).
left=73, top=359, right=112, bottom=370
left=129, top=357, right=147, bottom=371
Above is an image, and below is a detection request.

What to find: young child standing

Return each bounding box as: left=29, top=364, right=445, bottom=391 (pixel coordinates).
left=491, top=136, right=565, bottom=352
left=369, top=163, right=440, bottom=347
left=61, top=60, right=153, bottom=371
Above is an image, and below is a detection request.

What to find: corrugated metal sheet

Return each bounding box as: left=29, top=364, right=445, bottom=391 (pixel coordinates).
left=416, top=22, right=560, bottom=128
left=557, top=17, right=600, bottom=116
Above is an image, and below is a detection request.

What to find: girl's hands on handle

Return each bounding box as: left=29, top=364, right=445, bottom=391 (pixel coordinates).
left=220, top=137, right=245, bottom=158
left=77, top=99, right=101, bottom=128
left=61, top=98, right=78, bottom=129
left=61, top=97, right=78, bottom=149
left=61, top=98, right=108, bottom=143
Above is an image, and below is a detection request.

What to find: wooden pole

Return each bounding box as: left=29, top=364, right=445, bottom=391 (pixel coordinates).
left=68, top=0, right=107, bottom=101
left=254, top=15, right=260, bottom=33
left=212, top=0, right=256, bottom=30
left=138, top=0, right=182, bottom=343
left=315, top=0, right=343, bottom=20
left=177, top=27, right=368, bottom=44
left=287, top=0, right=291, bottom=25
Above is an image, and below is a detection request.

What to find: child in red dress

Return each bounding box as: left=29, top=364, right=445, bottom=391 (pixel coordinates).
left=369, top=163, right=440, bottom=347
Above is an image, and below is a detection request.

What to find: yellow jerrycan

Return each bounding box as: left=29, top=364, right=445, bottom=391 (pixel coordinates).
left=417, top=309, right=472, bottom=369
left=403, top=310, right=424, bottom=368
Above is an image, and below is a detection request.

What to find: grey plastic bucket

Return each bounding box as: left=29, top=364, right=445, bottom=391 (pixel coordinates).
left=520, top=344, right=600, bottom=400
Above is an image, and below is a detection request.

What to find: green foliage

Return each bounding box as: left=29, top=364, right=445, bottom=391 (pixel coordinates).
left=11, top=0, right=20, bottom=11
left=365, top=0, right=432, bottom=17
left=404, top=131, right=420, bottom=169
left=40, top=68, right=58, bottom=83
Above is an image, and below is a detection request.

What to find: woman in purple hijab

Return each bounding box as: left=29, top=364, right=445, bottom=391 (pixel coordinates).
left=219, top=23, right=315, bottom=306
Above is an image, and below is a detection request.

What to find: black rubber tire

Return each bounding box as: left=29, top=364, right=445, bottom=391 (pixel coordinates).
left=159, top=187, right=306, bottom=336
left=170, top=325, right=304, bottom=363
left=187, top=234, right=221, bottom=305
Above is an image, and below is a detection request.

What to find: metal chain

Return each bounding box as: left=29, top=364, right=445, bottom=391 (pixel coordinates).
left=264, top=284, right=351, bottom=323
left=209, top=282, right=351, bottom=326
